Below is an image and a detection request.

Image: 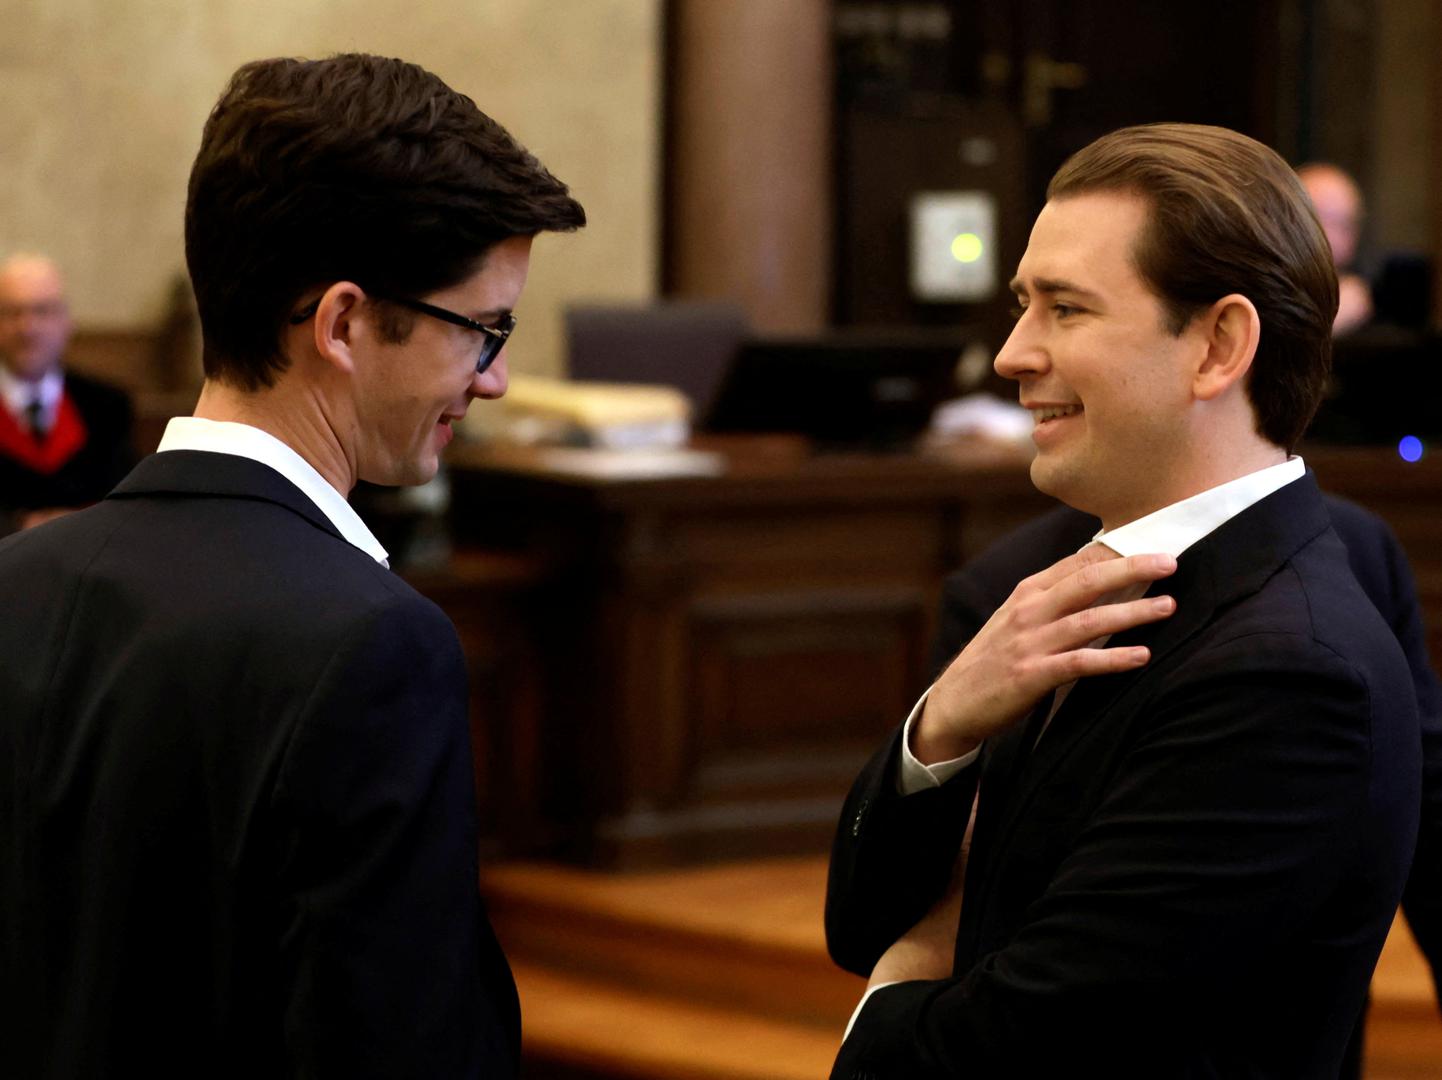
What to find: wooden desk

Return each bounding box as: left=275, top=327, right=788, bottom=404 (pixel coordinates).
left=403, top=549, right=553, bottom=858
left=444, top=438, right=1054, bottom=865
left=440, top=439, right=1442, bottom=867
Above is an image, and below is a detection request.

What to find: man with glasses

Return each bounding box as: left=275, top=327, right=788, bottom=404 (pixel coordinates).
left=0, top=253, right=135, bottom=534
left=288, top=293, right=517, bottom=374
left=0, top=54, right=583, bottom=1078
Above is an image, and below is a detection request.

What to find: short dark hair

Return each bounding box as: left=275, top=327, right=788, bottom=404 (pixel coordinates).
left=1048, top=123, right=1337, bottom=451
left=185, top=53, right=586, bottom=391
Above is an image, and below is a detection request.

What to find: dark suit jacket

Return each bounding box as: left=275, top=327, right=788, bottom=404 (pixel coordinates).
left=0, top=451, right=518, bottom=1079
left=927, top=492, right=1442, bottom=1001
left=827, top=474, right=1422, bottom=1078
left=0, top=370, right=136, bottom=521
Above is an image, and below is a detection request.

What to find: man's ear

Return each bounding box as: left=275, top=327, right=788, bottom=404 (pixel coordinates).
left=310, top=282, right=367, bottom=375
left=1192, top=293, right=1261, bottom=401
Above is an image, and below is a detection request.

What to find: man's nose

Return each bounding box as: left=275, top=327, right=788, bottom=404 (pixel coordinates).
left=993, top=316, right=1047, bottom=382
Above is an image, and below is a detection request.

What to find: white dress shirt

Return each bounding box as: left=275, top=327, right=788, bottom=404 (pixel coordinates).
left=156, top=416, right=389, bottom=566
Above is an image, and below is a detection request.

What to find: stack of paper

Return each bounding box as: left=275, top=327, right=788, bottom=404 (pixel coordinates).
left=480, top=375, right=692, bottom=450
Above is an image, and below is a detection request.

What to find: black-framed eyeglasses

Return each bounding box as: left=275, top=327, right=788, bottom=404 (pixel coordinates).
left=289, top=294, right=516, bottom=374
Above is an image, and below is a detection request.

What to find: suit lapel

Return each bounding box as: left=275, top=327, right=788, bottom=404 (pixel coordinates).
left=108, top=450, right=346, bottom=543
left=958, top=472, right=1335, bottom=952
left=1017, top=553, right=1223, bottom=791
left=953, top=693, right=1052, bottom=963
left=969, top=697, right=1051, bottom=857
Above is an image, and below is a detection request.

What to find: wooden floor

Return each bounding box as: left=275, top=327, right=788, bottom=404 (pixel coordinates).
left=483, top=856, right=1442, bottom=1079
left=1368, top=917, right=1442, bottom=1078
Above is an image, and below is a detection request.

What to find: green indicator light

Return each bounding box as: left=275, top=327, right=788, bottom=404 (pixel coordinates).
left=951, top=233, right=983, bottom=263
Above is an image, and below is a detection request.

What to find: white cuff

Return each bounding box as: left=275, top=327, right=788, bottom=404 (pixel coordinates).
left=897, top=687, right=981, bottom=795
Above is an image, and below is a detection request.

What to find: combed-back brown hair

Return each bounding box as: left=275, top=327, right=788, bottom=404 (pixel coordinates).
left=185, top=53, right=586, bottom=390
left=1048, top=123, right=1337, bottom=451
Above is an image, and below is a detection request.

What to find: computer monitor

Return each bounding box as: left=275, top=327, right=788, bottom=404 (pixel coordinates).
left=1309, top=326, right=1442, bottom=445
left=704, top=332, right=967, bottom=449
left=565, top=301, right=748, bottom=419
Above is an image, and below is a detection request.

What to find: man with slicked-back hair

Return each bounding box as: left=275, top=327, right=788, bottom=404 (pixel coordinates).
left=0, top=54, right=583, bottom=1079
left=827, top=124, right=1420, bottom=1078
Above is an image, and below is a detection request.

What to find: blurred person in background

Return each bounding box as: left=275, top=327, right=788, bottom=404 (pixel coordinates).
left=1298, top=162, right=1373, bottom=335
left=0, top=254, right=134, bottom=534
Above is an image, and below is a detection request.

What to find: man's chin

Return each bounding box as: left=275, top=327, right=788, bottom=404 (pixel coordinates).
left=1028, top=455, right=1065, bottom=498
left=1029, top=458, right=1094, bottom=515
left=395, top=462, right=440, bottom=488
left=360, top=457, right=438, bottom=490
left=7, top=354, right=62, bottom=381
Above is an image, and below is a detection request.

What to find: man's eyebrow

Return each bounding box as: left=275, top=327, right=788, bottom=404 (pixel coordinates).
left=1008, top=276, right=1103, bottom=303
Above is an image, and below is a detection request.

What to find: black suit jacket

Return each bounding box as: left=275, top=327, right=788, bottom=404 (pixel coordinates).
left=927, top=492, right=1442, bottom=1002
left=828, top=474, right=1422, bottom=1078
left=0, top=451, right=518, bottom=1079
left=0, top=370, right=135, bottom=519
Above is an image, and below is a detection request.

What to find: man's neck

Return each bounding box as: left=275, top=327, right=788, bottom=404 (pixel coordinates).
left=192, top=379, right=355, bottom=497
left=1097, top=442, right=1289, bottom=532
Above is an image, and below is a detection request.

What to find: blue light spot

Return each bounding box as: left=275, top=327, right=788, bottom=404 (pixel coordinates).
left=1398, top=435, right=1424, bottom=463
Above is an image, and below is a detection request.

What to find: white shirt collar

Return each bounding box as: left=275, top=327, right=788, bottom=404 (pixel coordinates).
left=0, top=364, right=63, bottom=424
left=156, top=416, right=389, bottom=566
left=1094, top=457, right=1306, bottom=559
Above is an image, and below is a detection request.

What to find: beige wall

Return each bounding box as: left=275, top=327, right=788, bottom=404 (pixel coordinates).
left=0, top=0, right=661, bottom=378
